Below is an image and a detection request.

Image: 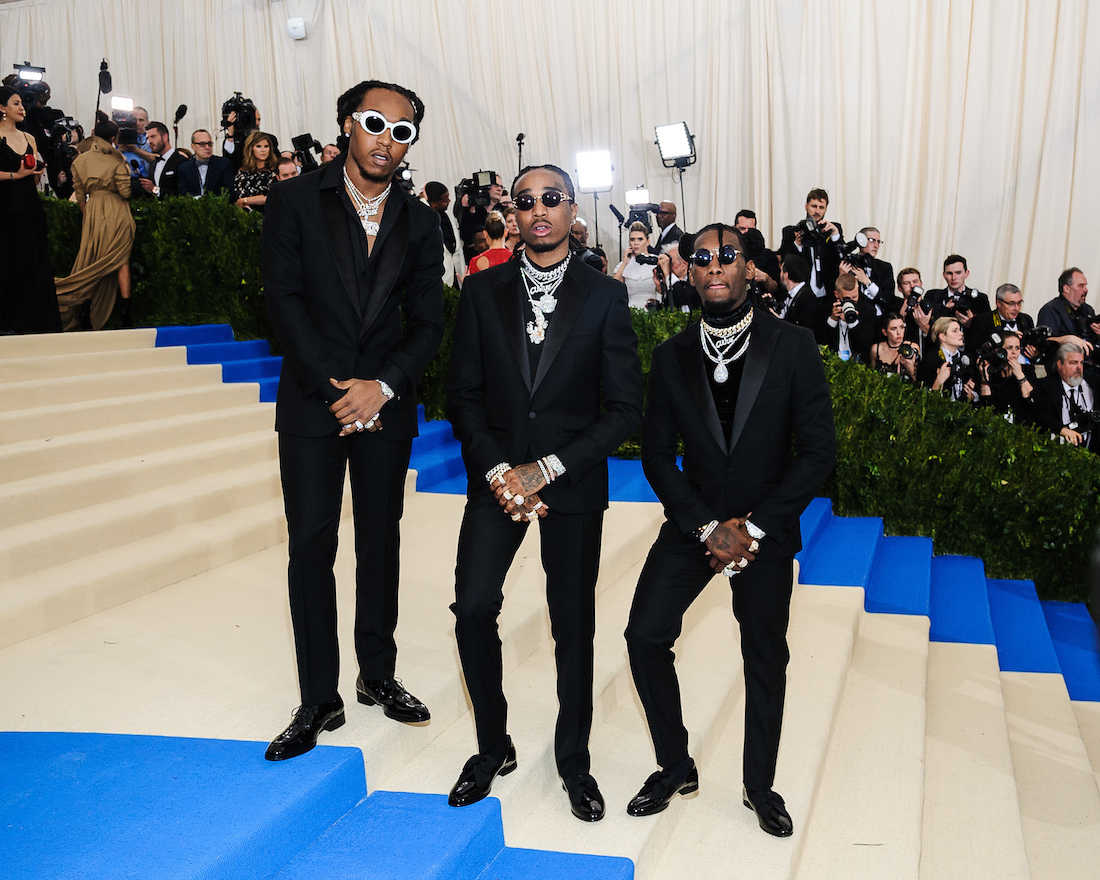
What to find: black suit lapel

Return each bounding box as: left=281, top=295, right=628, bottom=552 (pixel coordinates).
left=674, top=326, right=727, bottom=453
left=320, top=168, right=362, bottom=319
left=492, top=261, right=532, bottom=391
left=728, top=313, right=779, bottom=453
left=360, top=193, right=409, bottom=336
left=531, top=258, right=588, bottom=395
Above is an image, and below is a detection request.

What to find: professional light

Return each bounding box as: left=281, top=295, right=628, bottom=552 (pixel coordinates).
left=624, top=187, right=651, bottom=206
left=575, top=150, right=613, bottom=192
left=110, top=96, right=134, bottom=112
left=654, top=122, right=696, bottom=168
left=13, top=61, right=45, bottom=83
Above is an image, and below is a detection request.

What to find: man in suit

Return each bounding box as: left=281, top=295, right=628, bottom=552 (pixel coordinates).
left=840, top=226, right=897, bottom=316
left=817, top=272, right=876, bottom=363
left=967, top=283, right=1035, bottom=358
left=623, top=223, right=835, bottom=838
left=776, top=254, right=818, bottom=330
left=1037, top=267, right=1098, bottom=355
left=923, top=254, right=991, bottom=329
left=445, top=164, right=643, bottom=821
left=261, top=79, right=444, bottom=761
left=1026, top=342, right=1099, bottom=453
left=177, top=129, right=235, bottom=197
left=779, top=188, right=844, bottom=299
left=654, top=201, right=683, bottom=251
left=138, top=121, right=186, bottom=198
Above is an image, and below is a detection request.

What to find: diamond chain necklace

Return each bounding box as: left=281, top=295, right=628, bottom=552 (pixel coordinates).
left=343, top=167, right=390, bottom=236
left=520, top=250, right=571, bottom=344
left=700, top=308, right=753, bottom=383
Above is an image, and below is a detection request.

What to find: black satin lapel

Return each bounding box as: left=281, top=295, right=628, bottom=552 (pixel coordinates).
left=728, top=317, right=779, bottom=453
left=322, top=187, right=361, bottom=317
left=675, top=329, right=727, bottom=454
left=360, top=197, right=409, bottom=335
left=493, top=263, right=531, bottom=390
left=531, top=262, right=588, bottom=394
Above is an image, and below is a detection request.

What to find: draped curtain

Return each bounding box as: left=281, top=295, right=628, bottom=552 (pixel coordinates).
left=3, top=0, right=1096, bottom=307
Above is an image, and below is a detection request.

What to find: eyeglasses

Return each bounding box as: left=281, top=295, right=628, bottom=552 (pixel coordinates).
left=352, top=110, right=417, bottom=144
left=866, top=237, right=883, bottom=245
left=192, top=140, right=213, bottom=147
left=689, top=245, right=740, bottom=268
left=513, top=190, right=573, bottom=211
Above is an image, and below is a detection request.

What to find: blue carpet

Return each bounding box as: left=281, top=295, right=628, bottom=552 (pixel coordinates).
left=796, top=515, right=882, bottom=587
left=1041, top=601, right=1100, bottom=701
left=929, top=556, right=995, bottom=644
left=865, top=536, right=933, bottom=616
left=154, top=324, right=281, bottom=402
left=987, top=580, right=1061, bottom=674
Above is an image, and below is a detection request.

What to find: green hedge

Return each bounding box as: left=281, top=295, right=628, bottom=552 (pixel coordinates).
left=43, top=195, right=1100, bottom=601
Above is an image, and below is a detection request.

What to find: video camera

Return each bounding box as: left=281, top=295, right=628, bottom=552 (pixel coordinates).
left=221, top=92, right=258, bottom=149
left=290, top=133, right=321, bottom=172
left=49, top=117, right=82, bottom=161
left=456, top=170, right=497, bottom=209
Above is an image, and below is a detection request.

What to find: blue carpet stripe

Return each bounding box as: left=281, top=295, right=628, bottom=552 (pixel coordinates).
left=986, top=579, right=1062, bottom=674
left=865, top=536, right=933, bottom=617
left=154, top=323, right=282, bottom=402
left=796, top=516, right=882, bottom=587
left=929, top=555, right=995, bottom=644
left=1041, top=601, right=1100, bottom=701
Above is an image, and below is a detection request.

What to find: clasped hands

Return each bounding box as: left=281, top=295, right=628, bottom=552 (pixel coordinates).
left=330, top=377, right=388, bottom=436
left=492, top=462, right=550, bottom=523
left=705, top=516, right=758, bottom=576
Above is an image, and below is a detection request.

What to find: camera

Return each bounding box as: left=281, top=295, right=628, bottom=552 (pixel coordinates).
left=756, top=289, right=780, bottom=314
left=627, top=203, right=659, bottom=228
left=635, top=253, right=659, bottom=266
left=221, top=92, right=258, bottom=150
left=1068, top=396, right=1100, bottom=431
left=905, top=285, right=937, bottom=314
left=978, top=333, right=1010, bottom=374
left=944, top=288, right=982, bottom=313
left=290, top=133, right=321, bottom=172
left=49, top=117, right=82, bottom=161
left=841, top=231, right=873, bottom=272
left=840, top=300, right=859, bottom=324
left=1022, top=325, right=1052, bottom=351
left=948, top=353, right=973, bottom=387
left=898, top=341, right=918, bottom=360
left=456, top=170, right=497, bottom=209
left=112, top=109, right=139, bottom=146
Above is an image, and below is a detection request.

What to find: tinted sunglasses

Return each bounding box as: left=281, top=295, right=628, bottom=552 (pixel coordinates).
left=689, top=245, right=740, bottom=268
left=513, top=190, right=573, bottom=211
left=352, top=110, right=417, bottom=144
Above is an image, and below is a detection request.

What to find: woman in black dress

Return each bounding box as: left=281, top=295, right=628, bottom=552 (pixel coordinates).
left=233, top=131, right=277, bottom=212
left=0, top=86, right=61, bottom=333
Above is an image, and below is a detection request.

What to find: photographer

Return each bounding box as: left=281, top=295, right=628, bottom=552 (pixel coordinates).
left=897, top=267, right=932, bottom=350
left=655, top=241, right=699, bottom=312
left=779, top=188, right=844, bottom=299
left=968, top=283, right=1037, bottom=360
left=740, top=226, right=782, bottom=298
left=839, top=227, right=897, bottom=316
left=976, top=330, right=1034, bottom=418
left=1025, top=342, right=1099, bottom=452
left=924, top=254, right=991, bottom=328
left=614, top=220, right=659, bottom=309
left=816, top=272, right=875, bottom=362
left=919, top=316, right=977, bottom=402
left=220, top=96, right=261, bottom=170
left=777, top=254, right=818, bottom=329
left=1037, top=268, right=1098, bottom=356
left=456, top=171, right=504, bottom=262
left=869, top=313, right=918, bottom=382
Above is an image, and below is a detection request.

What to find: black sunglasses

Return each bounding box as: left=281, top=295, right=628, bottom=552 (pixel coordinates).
left=689, top=245, right=740, bottom=268
left=513, top=190, right=573, bottom=211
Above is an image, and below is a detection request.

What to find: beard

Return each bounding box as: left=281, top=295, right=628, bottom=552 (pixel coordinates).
left=525, top=233, right=567, bottom=254
left=353, top=158, right=394, bottom=185
left=1065, top=374, right=1083, bottom=388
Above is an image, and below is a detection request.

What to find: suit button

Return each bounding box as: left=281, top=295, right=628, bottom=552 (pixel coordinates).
left=528, top=411, right=536, bottom=419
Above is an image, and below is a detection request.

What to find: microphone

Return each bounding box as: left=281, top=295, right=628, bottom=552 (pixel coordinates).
left=609, top=205, right=625, bottom=224
left=129, top=159, right=140, bottom=172
left=98, top=59, right=112, bottom=95
left=173, top=104, right=187, bottom=124
left=516, top=132, right=525, bottom=143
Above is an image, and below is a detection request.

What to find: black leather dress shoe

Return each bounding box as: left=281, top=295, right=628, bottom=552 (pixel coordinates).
left=449, top=740, right=518, bottom=807
left=562, top=773, right=605, bottom=822
left=264, top=698, right=345, bottom=761
left=627, top=759, right=699, bottom=817
left=356, top=676, right=430, bottom=723
left=743, top=787, right=794, bottom=837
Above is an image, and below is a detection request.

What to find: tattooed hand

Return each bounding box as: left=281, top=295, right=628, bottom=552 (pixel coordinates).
left=492, top=463, right=550, bottom=520
left=705, top=516, right=757, bottom=572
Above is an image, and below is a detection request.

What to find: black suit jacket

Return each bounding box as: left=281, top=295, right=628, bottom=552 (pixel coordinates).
left=262, top=159, right=445, bottom=439
left=815, top=297, right=877, bottom=363
left=177, top=156, right=235, bottom=197
left=642, top=310, right=835, bottom=558
left=1025, top=372, right=1100, bottom=451
left=865, top=257, right=897, bottom=313
left=446, top=258, right=643, bottom=514
left=655, top=223, right=683, bottom=251
left=966, top=309, right=1034, bottom=356
left=782, top=282, right=819, bottom=331
left=144, top=150, right=188, bottom=198
left=779, top=221, right=844, bottom=296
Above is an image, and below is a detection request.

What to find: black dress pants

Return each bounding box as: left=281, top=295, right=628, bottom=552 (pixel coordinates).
left=452, top=493, right=603, bottom=779
left=278, top=430, right=412, bottom=707
left=625, top=521, right=794, bottom=792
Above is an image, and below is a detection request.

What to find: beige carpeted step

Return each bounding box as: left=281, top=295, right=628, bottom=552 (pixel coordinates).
left=0, top=346, right=190, bottom=383
left=0, top=364, right=226, bottom=411
left=0, top=382, right=259, bottom=443
left=1073, top=701, right=1100, bottom=791
left=920, top=642, right=1030, bottom=879
left=1002, top=672, right=1100, bottom=875
left=0, top=328, right=158, bottom=358
left=793, top=611, right=930, bottom=880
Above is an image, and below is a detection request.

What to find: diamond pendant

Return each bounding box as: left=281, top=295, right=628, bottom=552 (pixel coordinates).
left=527, top=321, right=545, bottom=344
left=362, top=220, right=380, bottom=236
left=538, top=293, right=557, bottom=314
left=713, top=362, right=728, bottom=384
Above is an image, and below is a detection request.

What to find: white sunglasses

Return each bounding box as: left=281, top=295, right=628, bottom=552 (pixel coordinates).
left=352, top=110, right=417, bottom=144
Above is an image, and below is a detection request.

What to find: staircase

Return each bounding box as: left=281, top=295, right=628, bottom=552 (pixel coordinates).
left=1, top=328, right=1098, bottom=879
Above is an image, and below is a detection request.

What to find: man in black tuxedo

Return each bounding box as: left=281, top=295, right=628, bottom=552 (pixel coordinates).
left=840, top=226, right=897, bottom=316
left=654, top=201, right=683, bottom=250
left=779, top=188, right=844, bottom=299
left=924, top=254, right=991, bottom=329
left=177, top=129, right=235, bottom=197
left=261, top=79, right=444, bottom=761
left=445, top=164, right=643, bottom=821
left=1025, top=343, right=1099, bottom=453
left=138, top=121, right=186, bottom=198
left=624, top=224, right=835, bottom=837
left=776, top=254, right=818, bottom=330
left=816, top=272, right=876, bottom=363
left=967, top=283, right=1035, bottom=357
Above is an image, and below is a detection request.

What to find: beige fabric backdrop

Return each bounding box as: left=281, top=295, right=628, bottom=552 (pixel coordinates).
left=3, top=0, right=1097, bottom=309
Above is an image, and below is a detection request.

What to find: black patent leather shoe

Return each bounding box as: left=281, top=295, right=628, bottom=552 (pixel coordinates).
left=743, top=787, right=794, bottom=837
left=562, top=773, right=605, bottom=822
left=356, top=676, right=430, bottom=723
left=627, top=759, right=699, bottom=817
left=449, top=740, right=518, bottom=807
left=264, top=698, right=345, bottom=761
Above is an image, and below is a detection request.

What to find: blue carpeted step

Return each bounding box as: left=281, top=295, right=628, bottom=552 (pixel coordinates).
left=258, top=377, right=278, bottom=402
left=221, top=356, right=282, bottom=382
left=419, top=472, right=471, bottom=495
left=608, top=457, right=658, bottom=503
left=928, top=555, right=994, bottom=644
left=184, top=339, right=272, bottom=364
left=154, top=323, right=235, bottom=347
left=415, top=418, right=458, bottom=454
left=412, top=444, right=468, bottom=489
left=865, top=535, right=933, bottom=616
left=482, top=846, right=634, bottom=880
left=1040, top=601, right=1100, bottom=701
left=796, top=515, right=882, bottom=587
left=986, top=579, right=1061, bottom=674
left=797, top=497, right=833, bottom=555
left=0, top=732, right=365, bottom=880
